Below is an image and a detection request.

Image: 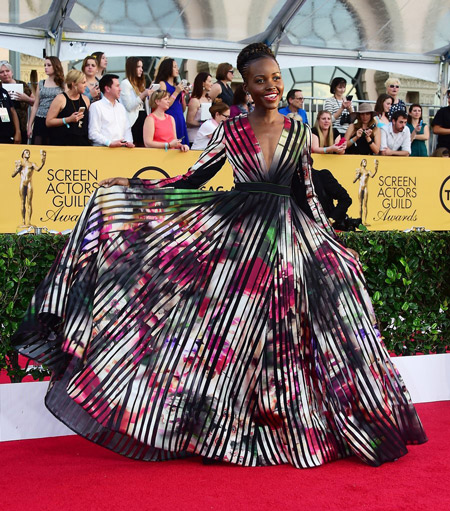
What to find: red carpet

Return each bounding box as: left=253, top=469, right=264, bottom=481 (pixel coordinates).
left=2, top=401, right=449, bottom=511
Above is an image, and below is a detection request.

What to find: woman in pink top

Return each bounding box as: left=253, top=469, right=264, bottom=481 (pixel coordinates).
left=143, top=90, right=189, bottom=151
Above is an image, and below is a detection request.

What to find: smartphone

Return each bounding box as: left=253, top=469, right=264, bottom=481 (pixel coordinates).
left=346, top=95, right=353, bottom=101
left=337, top=137, right=346, bottom=146
left=78, top=106, right=86, bottom=113
left=180, top=79, right=188, bottom=88
left=150, top=84, right=160, bottom=91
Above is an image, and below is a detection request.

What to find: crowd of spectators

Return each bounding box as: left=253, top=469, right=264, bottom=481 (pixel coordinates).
left=0, top=56, right=449, bottom=157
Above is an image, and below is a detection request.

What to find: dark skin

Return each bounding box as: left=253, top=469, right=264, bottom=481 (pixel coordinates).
left=98, top=55, right=358, bottom=259
left=242, top=56, right=285, bottom=170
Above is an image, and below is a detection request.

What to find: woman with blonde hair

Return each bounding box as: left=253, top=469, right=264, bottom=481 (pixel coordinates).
left=385, top=77, right=406, bottom=120
left=27, top=56, right=65, bottom=144
left=155, top=57, right=190, bottom=144
left=121, top=57, right=151, bottom=146
left=311, top=110, right=346, bottom=154
left=345, top=103, right=380, bottom=155
left=143, top=89, right=189, bottom=151
left=46, top=69, right=91, bottom=146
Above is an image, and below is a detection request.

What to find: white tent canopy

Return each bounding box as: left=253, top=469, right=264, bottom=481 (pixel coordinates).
left=1, top=0, right=449, bottom=86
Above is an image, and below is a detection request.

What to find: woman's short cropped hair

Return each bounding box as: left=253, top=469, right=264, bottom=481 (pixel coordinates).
left=385, top=77, right=401, bottom=88
left=216, top=63, right=233, bottom=81
left=149, top=89, right=169, bottom=109
left=330, top=77, right=347, bottom=94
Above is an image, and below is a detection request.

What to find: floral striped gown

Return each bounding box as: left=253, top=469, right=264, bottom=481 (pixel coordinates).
left=14, top=115, right=426, bottom=468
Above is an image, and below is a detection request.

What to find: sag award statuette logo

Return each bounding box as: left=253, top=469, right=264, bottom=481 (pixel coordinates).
left=11, top=148, right=46, bottom=227
left=353, top=158, right=378, bottom=226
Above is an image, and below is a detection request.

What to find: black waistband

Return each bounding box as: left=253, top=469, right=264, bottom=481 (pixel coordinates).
left=235, top=182, right=291, bottom=197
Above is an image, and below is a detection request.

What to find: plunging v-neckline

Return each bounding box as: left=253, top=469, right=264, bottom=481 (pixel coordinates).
left=244, top=115, right=290, bottom=172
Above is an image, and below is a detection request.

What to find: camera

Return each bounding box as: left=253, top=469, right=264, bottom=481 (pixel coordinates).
left=340, top=112, right=351, bottom=125
left=334, top=216, right=363, bottom=232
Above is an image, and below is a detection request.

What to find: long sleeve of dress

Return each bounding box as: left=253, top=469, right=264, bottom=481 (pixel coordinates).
left=130, top=122, right=227, bottom=190
left=300, top=127, right=338, bottom=239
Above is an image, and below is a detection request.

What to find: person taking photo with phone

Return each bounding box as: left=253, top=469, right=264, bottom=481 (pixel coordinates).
left=344, top=103, right=380, bottom=155
left=407, top=104, right=429, bottom=157
left=323, top=77, right=354, bottom=136
left=46, top=70, right=91, bottom=146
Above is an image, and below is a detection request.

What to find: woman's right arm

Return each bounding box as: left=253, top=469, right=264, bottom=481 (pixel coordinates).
left=186, top=98, right=200, bottom=127
left=27, top=83, right=40, bottom=138
left=103, top=122, right=227, bottom=189
left=209, top=83, right=221, bottom=102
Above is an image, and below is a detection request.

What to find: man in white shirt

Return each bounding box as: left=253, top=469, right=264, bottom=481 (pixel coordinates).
left=88, top=74, right=134, bottom=148
left=380, top=111, right=411, bottom=156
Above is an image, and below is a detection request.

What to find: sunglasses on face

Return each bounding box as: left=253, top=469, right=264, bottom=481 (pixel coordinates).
left=222, top=114, right=230, bottom=119
left=389, top=85, right=400, bottom=89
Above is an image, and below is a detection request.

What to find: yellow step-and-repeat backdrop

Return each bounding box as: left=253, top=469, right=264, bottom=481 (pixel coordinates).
left=1, top=144, right=449, bottom=233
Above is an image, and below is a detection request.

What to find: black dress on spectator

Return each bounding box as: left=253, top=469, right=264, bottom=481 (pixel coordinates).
left=388, top=100, right=406, bottom=121
left=311, top=127, right=340, bottom=143
left=49, top=93, right=90, bottom=146
left=217, top=82, right=234, bottom=107
left=345, top=136, right=373, bottom=155
left=0, top=86, right=16, bottom=143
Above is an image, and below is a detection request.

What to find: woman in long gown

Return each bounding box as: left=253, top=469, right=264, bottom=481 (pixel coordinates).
left=13, top=43, right=426, bottom=469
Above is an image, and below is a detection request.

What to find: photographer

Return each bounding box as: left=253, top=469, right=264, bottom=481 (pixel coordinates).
left=323, top=77, right=354, bottom=136
left=345, top=103, right=380, bottom=155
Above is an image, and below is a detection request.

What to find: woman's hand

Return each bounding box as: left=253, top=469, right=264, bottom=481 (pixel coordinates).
left=66, top=110, right=84, bottom=124
left=174, top=83, right=184, bottom=96
left=89, top=83, right=100, bottom=100
left=364, top=128, right=373, bottom=140
left=347, top=248, right=360, bottom=260
left=355, top=128, right=364, bottom=139
left=99, top=177, right=130, bottom=187
left=331, top=143, right=346, bottom=154
left=169, top=138, right=181, bottom=149
left=342, top=98, right=352, bottom=109
left=27, top=123, right=33, bottom=139
left=179, top=144, right=189, bottom=152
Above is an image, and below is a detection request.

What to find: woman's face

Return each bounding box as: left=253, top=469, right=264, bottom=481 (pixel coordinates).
left=360, top=112, right=371, bottom=126
left=75, top=77, right=87, bottom=94
left=84, top=59, right=98, bottom=78
left=0, top=65, right=13, bottom=83
left=172, top=61, right=179, bottom=77
left=215, top=109, right=230, bottom=122
left=245, top=57, right=283, bottom=111
left=136, top=60, right=144, bottom=78
left=318, top=112, right=331, bottom=130
left=157, top=94, right=171, bottom=111
left=44, top=60, right=54, bottom=76
left=383, top=97, right=392, bottom=112
left=387, top=83, right=399, bottom=97
left=335, top=82, right=346, bottom=97
left=100, top=54, right=107, bottom=69
left=226, top=68, right=234, bottom=82
left=203, top=75, right=213, bottom=91
left=410, top=106, right=422, bottom=119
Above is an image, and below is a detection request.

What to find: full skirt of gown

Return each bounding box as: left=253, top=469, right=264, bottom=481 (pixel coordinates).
left=13, top=116, right=426, bottom=468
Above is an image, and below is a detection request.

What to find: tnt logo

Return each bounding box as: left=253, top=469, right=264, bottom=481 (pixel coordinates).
left=440, top=176, right=450, bottom=214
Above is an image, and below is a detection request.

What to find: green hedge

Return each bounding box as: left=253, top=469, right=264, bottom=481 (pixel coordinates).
left=1, top=232, right=449, bottom=382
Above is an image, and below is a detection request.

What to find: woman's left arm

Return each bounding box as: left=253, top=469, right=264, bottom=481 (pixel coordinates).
left=415, top=124, right=429, bottom=141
